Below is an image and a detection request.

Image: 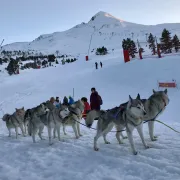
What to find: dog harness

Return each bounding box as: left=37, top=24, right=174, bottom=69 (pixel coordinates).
left=113, top=105, right=125, bottom=119
left=123, top=111, right=142, bottom=127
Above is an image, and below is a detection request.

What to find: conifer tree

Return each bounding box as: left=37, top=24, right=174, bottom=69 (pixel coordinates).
left=6, top=59, right=19, bottom=75
left=122, top=38, right=138, bottom=58
left=172, top=34, right=180, bottom=52
left=96, top=46, right=108, bottom=55
left=147, top=33, right=156, bottom=55
left=129, top=40, right=138, bottom=58
left=160, top=28, right=172, bottom=53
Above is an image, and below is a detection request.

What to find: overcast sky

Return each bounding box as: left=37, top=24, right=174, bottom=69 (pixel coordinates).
left=0, top=0, right=179, bottom=45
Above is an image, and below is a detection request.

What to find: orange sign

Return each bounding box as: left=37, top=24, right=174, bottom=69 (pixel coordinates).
left=159, top=82, right=176, bottom=88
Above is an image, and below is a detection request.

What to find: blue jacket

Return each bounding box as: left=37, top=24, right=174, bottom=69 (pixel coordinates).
left=69, top=97, right=74, bottom=105
left=54, top=101, right=61, bottom=108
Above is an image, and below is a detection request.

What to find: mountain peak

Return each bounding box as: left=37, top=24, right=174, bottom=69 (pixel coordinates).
left=94, top=11, right=108, bottom=16
left=89, top=11, right=125, bottom=23
left=2, top=10, right=180, bottom=55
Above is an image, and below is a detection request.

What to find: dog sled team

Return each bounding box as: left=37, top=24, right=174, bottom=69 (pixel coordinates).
left=2, top=87, right=169, bottom=155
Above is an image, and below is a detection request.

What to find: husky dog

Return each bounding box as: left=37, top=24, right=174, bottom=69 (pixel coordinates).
left=86, top=94, right=147, bottom=155
left=2, top=107, right=26, bottom=139
left=46, top=106, right=70, bottom=145
left=28, top=104, right=48, bottom=143
left=142, top=89, right=169, bottom=141
left=86, top=110, right=107, bottom=124
left=24, top=109, right=31, bottom=134
left=61, top=100, right=85, bottom=138
left=86, top=101, right=129, bottom=126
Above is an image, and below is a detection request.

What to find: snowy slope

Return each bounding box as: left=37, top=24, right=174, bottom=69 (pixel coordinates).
left=1, top=52, right=180, bottom=180
left=2, top=11, right=180, bottom=56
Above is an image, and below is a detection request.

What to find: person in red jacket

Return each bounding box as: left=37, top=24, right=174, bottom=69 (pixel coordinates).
left=81, top=97, right=91, bottom=120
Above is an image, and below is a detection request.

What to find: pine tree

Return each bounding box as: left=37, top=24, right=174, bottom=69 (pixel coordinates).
left=160, top=29, right=172, bottom=53
left=96, top=46, right=108, bottom=55
left=122, top=38, right=138, bottom=58
left=56, top=59, right=59, bottom=64
left=122, top=38, right=130, bottom=50
left=48, top=54, right=56, bottom=62
left=147, top=33, right=156, bottom=55
left=172, top=34, right=180, bottom=52
left=129, top=40, right=138, bottom=58
left=122, top=39, right=127, bottom=50
left=6, top=59, right=19, bottom=75
left=126, top=38, right=132, bottom=51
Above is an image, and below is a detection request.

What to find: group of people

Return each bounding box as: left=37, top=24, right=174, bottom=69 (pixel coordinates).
left=47, top=87, right=103, bottom=120
left=95, top=62, right=103, bottom=69
left=49, top=96, right=75, bottom=109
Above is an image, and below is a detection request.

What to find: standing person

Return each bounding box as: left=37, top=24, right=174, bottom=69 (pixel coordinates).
left=46, top=97, right=56, bottom=111
left=68, top=96, right=75, bottom=105
left=100, top=62, right=102, bottom=68
left=81, top=97, right=91, bottom=120
left=54, top=97, right=61, bottom=108
left=90, top=87, right=103, bottom=111
left=63, top=96, right=69, bottom=105
left=95, top=62, right=98, bottom=69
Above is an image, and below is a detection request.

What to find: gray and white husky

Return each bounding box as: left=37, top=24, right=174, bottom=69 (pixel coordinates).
left=86, top=94, right=147, bottom=155
left=24, top=109, right=31, bottom=134
left=27, top=104, right=48, bottom=143
left=28, top=103, right=69, bottom=144
left=46, top=106, right=70, bottom=145
left=2, top=107, right=26, bottom=139
left=86, top=110, right=107, bottom=124
left=61, top=100, right=85, bottom=138
left=142, top=89, right=169, bottom=141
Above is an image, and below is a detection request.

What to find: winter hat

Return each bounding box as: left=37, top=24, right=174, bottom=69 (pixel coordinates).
left=50, top=97, right=55, bottom=102
left=81, top=97, right=87, bottom=102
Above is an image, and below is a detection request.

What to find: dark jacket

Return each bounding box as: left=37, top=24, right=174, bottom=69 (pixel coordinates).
left=63, top=96, right=69, bottom=105
left=90, top=91, right=101, bottom=110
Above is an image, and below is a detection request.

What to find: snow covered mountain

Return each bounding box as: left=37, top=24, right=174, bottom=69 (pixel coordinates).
left=2, top=11, right=180, bottom=56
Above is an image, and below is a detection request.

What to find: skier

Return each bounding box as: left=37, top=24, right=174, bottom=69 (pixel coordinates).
left=95, top=62, right=98, bottom=69
left=100, top=62, right=102, bottom=68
